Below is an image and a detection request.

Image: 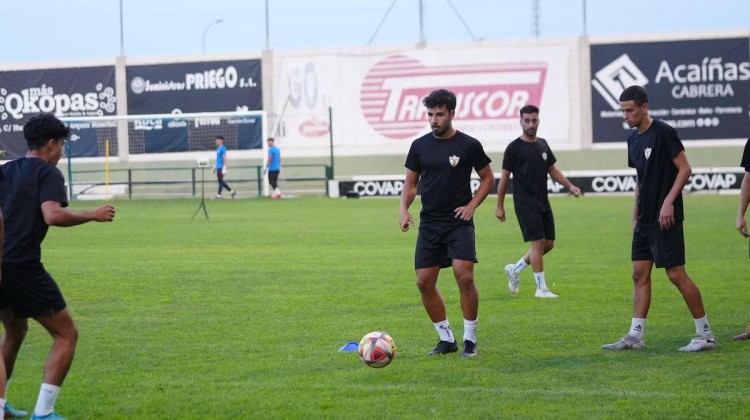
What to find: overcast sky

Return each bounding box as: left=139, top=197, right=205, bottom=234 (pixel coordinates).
left=1, top=0, right=748, bottom=63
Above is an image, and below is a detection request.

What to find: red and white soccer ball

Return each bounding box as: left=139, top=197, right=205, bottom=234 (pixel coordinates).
left=358, top=331, right=396, bottom=368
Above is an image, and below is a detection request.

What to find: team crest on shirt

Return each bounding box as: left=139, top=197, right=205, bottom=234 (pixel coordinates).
left=644, top=147, right=651, bottom=159
left=449, top=155, right=460, bottom=167
left=541, top=152, right=547, bottom=161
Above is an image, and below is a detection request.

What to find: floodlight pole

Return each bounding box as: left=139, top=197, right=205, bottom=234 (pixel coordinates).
left=202, top=19, right=225, bottom=54
left=119, top=0, right=125, bottom=56
left=582, top=0, right=588, bottom=36
left=265, top=0, right=270, bottom=50
left=418, top=0, right=425, bottom=46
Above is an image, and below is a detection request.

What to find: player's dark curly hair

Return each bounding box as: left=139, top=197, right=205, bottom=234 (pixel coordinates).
left=23, top=113, right=70, bottom=150
left=519, top=104, right=540, bottom=117
left=619, top=85, right=649, bottom=106
left=422, top=89, right=457, bottom=111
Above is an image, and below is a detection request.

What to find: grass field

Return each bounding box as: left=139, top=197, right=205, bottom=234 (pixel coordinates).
left=4, top=194, right=749, bottom=419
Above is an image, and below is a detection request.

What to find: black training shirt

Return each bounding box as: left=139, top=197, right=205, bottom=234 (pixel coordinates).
left=741, top=138, right=750, bottom=170
left=405, top=131, right=491, bottom=223
left=502, top=137, right=556, bottom=215
left=627, top=119, right=685, bottom=227
left=0, top=158, right=68, bottom=267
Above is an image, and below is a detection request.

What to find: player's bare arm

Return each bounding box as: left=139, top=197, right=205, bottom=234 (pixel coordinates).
left=737, top=171, right=750, bottom=237
left=399, top=169, right=419, bottom=232
left=659, top=151, right=692, bottom=230
left=495, top=169, right=511, bottom=222
left=41, top=201, right=116, bottom=227
left=0, top=208, right=3, bottom=282
left=454, top=164, right=494, bottom=221
left=632, top=183, right=639, bottom=231
left=548, top=165, right=582, bottom=197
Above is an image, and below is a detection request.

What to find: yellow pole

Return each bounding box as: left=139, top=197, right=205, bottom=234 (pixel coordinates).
left=105, top=139, right=110, bottom=201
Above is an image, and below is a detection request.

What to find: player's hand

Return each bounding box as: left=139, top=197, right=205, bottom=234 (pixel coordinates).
left=658, top=202, right=675, bottom=230
left=263, top=168, right=268, bottom=175
left=211, top=166, right=217, bottom=174
left=453, top=205, right=475, bottom=221
left=400, top=211, right=415, bottom=232
left=738, top=216, right=749, bottom=238
left=94, top=204, right=116, bottom=222
left=222, top=167, right=227, bottom=175
left=495, top=206, right=506, bottom=222
left=570, top=185, right=582, bottom=197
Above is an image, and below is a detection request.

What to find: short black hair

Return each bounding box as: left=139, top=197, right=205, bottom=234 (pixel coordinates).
left=23, top=113, right=70, bottom=150
left=619, top=85, right=649, bottom=106
left=216, top=135, right=225, bottom=141
left=519, top=104, right=539, bottom=117
left=422, top=89, right=457, bottom=111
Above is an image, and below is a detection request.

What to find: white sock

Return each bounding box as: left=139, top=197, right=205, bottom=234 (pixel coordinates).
left=694, top=315, right=712, bottom=337
left=0, top=397, right=6, bottom=418
left=513, top=258, right=528, bottom=275
left=34, top=383, right=60, bottom=417
left=629, top=318, right=646, bottom=339
left=533, top=271, right=547, bottom=290
left=433, top=320, right=455, bottom=343
left=463, top=318, right=477, bottom=343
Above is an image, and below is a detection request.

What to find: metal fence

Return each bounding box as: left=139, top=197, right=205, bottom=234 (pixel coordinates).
left=67, top=164, right=332, bottom=200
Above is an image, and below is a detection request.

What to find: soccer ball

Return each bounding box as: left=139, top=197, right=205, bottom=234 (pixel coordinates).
left=271, top=191, right=282, bottom=199
left=358, top=331, right=396, bottom=368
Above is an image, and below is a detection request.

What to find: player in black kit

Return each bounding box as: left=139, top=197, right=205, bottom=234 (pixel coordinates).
left=0, top=113, right=116, bottom=419
left=399, top=89, right=494, bottom=358
left=495, top=105, right=581, bottom=298
left=733, top=137, right=750, bottom=340
left=602, top=85, right=716, bottom=352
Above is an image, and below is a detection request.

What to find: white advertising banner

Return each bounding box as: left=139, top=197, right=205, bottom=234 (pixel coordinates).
left=272, top=42, right=573, bottom=156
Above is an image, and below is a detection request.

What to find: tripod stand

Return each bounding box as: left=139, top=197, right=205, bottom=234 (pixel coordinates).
left=192, top=166, right=210, bottom=220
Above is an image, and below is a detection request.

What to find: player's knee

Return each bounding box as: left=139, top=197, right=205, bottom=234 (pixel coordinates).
left=415, top=277, right=436, bottom=293
left=454, top=271, right=475, bottom=289
left=4, top=321, right=29, bottom=344
left=665, top=268, right=690, bottom=286
left=631, top=270, right=649, bottom=284
left=60, top=325, right=79, bottom=348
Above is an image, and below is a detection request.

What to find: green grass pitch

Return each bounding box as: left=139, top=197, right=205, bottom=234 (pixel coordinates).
left=5, top=194, right=748, bottom=418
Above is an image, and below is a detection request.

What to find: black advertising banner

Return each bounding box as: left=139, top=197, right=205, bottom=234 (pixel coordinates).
left=591, top=38, right=750, bottom=143
left=0, top=66, right=117, bottom=159
left=126, top=59, right=262, bottom=114
left=336, top=170, right=743, bottom=197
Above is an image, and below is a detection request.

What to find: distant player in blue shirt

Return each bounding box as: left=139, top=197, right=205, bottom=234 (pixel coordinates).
left=264, top=137, right=282, bottom=198
left=214, top=135, right=235, bottom=199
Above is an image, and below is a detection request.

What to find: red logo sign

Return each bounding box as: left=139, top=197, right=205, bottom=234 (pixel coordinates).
left=360, top=55, right=547, bottom=139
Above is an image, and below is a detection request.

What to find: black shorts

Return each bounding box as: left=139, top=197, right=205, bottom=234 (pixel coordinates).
left=415, top=222, right=477, bottom=269
left=0, top=264, right=67, bottom=318
left=631, top=223, right=686, bottom=269
left=268, top=170, right=280, bottom=188
left=516, top=211, right=555, bottom=242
